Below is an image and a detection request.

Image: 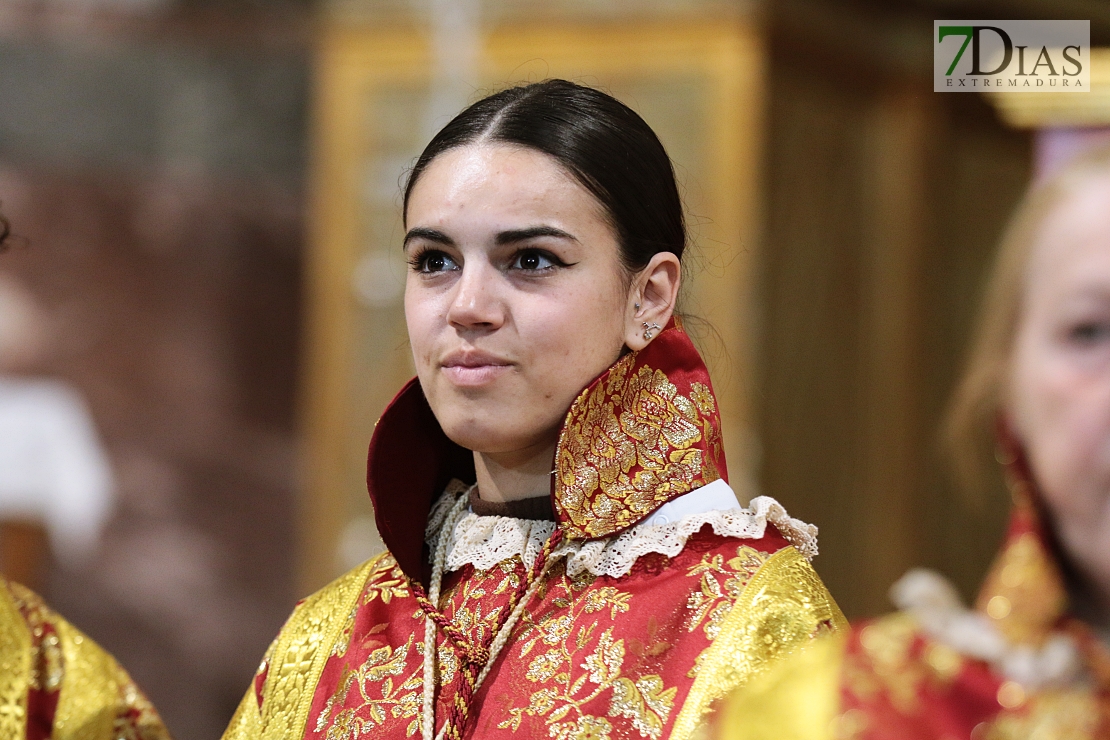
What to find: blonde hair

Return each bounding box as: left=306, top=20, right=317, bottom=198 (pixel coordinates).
left=946, top=145, right=1110, bottom=490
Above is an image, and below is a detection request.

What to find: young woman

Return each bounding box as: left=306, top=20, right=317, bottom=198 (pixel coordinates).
left=718, top=148, right=1110, bottom=739
left=0, top=212, right=171, bottom=740
left=223, top=80, right=843, bottom=740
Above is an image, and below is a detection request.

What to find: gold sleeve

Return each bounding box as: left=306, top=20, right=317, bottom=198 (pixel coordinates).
left=712, top=634, right=845, bottom=740
left=0, top=578, right=32, bottom=740
left=220, top=555, right=382, bottom=740
left=53, top=617, right=171, bottom=740
left=0, top=579, right=171, bottom=740
left=221, top=685, right=264, bottom=740
left=671, top=546, right=848, bottom=740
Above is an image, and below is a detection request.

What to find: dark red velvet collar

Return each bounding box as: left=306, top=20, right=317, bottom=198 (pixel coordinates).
left=367, top=321, right=728, bottom=581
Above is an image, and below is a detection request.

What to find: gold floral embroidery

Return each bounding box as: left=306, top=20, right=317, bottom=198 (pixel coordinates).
left=550, top=715, right=613, bottom=740
left=317, top=560, right=532, bottom=739
left=671, top=547, right=847, bottom=740
left=500, top=568, right=676, bottom=740
left=441, top=562, right=519, bottom=646
left=556, top=353, right=724, bottom=540
left=330, top=607, right=359, bottom=659
left=583, top=588, right=632, bottom=620
left=365, top=573, right=411, bottom=605
left=315, top=635, right=426, bottom=739
left=111, top=677, right=170, bottom=740
left=610, top=674, right=677, bottom=739
left=332, top=558, right=410, bottom=660
left=685, top=546, right=769, bottom=641
left=263, top=555, right=387, bottom=740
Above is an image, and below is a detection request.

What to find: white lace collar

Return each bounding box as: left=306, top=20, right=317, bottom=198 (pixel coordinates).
left=425, top=482, right=818, bottom=580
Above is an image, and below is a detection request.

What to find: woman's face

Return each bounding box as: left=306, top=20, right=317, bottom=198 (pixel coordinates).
left=403, top=143, right=636, bottom=457
left=1010, top=173, right=1110, bottom=593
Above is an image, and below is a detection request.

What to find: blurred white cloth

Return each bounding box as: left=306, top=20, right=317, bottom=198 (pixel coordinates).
left=0, top=376, right=114, bottom=566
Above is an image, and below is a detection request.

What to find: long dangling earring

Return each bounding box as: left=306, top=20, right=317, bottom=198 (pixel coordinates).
left=978, top=413, right=1068, bottom=644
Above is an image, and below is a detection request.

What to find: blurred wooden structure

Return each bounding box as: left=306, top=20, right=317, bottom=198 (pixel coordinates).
left=303, top=19, right=766, bottom=593
left=757, top=4, right=1032, bottom=617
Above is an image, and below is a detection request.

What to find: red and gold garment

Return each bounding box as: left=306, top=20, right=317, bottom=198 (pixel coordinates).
left=223, top=324, right=845, bottom=740
left=715, top=462, right=1110, bottom=740
left=0, top=577, right=170, bottom=740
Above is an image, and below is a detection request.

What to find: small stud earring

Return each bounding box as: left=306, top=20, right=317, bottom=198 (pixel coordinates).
left=634, top=303, right=641, bottom=311
left=642, top=321, right=661, bottom=341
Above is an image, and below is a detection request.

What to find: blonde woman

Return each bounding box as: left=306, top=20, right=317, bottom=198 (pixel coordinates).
left=718, top=148, right=1110, bottom=739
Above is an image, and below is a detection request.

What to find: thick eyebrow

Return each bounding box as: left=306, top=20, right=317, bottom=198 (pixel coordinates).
left=496, top=226, right=579, bottom=245
left=402, top=227, right=453, bottom=248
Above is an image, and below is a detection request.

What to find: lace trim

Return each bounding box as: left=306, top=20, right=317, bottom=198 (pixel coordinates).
left=426, top=492, right=818, bottom=580
left=890, top=568, right=1083, bottom=690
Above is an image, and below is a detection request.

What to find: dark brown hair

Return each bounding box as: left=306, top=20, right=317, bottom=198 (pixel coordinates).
left=403, top=79, right=686, bottom=273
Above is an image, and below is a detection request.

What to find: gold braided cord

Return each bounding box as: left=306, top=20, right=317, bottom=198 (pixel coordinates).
left=670, top=546, right=848, bottom=740
left=258, top=554, right=383, bottom=740
left=0, top=579, right=32, bottom=740
left=415, top=490, right=563, bottom=740
left=52, top=617, right=121, bottom=740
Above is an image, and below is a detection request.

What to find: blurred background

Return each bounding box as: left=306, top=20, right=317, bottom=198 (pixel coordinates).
left=0, top=0, right=1107, bottom=737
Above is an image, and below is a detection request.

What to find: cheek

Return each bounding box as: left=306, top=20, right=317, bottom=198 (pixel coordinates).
left=1013, top=341, right=1110, bottom=514
left=515, top=282, right=626, bottom=391
left=404, top=282, right=440, bottom=367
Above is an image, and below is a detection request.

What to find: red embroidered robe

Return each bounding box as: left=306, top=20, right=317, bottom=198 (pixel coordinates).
left=223, top=324, right=845, bottom=740
left=715, top=456, right=1110, bottom=740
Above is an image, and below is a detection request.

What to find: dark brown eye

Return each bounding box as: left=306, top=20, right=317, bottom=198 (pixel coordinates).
left=511, top=250, right=557, bottom=271
left=410, top=250, right=459, bottom=273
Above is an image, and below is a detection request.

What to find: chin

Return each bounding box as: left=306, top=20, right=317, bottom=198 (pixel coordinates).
left=442, top=426, right=519, bottom=454
left=438, top=409, right=550, bottom=455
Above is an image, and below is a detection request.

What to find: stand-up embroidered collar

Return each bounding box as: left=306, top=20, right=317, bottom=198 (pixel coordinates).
left=366, top=321, right=728, bottom=581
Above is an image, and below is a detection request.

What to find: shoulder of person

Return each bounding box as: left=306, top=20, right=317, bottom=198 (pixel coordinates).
left=2, top=578, right=171, bottom=740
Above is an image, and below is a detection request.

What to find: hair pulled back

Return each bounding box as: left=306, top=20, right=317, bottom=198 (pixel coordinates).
left=403, top=79, right=686, bottom=273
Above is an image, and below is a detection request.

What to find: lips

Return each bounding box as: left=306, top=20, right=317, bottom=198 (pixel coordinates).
left=440, top=349, right=513, bottom=387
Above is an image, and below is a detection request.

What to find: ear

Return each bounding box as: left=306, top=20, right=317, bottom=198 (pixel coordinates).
left=624, top=252, right=681, bottom=351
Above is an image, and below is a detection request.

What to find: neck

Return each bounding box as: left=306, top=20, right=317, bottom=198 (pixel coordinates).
left=473, top=439, right=555, bottom=503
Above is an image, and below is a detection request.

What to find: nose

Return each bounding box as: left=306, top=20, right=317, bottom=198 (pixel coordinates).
left=446, top=262, right=504, bottom=332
